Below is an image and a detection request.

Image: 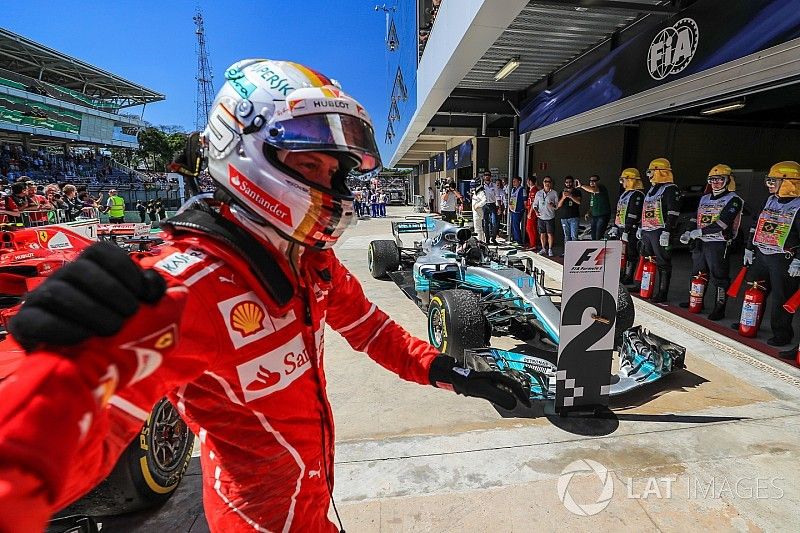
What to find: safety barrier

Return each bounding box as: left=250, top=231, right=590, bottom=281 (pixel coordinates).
left=1, top=209, right=71, bottom=228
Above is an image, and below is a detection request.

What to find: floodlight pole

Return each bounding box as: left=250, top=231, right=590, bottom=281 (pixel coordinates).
left=193, top=8, right=214, bottom=131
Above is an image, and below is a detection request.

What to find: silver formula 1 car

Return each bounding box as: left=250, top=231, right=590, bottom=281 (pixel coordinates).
left=367, top=217, right=685, bottom=400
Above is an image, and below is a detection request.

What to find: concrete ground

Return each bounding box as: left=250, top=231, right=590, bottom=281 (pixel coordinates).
left=105, top=206, right=800, bottom=532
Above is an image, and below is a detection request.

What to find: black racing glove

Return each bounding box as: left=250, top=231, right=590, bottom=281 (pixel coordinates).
left=429, top=353, right=532, bottom=410
left=9, top=242, right=167, bottom=352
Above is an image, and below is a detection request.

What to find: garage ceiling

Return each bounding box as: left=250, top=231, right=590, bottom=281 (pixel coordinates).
left=458, top=0, right=674, bottom=92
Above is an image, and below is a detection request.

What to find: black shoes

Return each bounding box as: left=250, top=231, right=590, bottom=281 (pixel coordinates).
left=767, top=336, right=792, bottom=347
left=778, top=347, right=798, bottom=359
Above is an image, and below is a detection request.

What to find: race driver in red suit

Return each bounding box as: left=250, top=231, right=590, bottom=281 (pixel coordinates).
left=0, top=59, right=530, bottom=533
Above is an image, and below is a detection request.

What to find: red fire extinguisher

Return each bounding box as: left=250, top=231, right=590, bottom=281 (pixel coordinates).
left=639, top=257, right=657, bottom=299
left=633, top=256, right=645, bottom=282
left=738, top=281, right=766, bottom=338
left=620, top=245, right=627, bottom=271
left=688, top=272, right=708, bottom=313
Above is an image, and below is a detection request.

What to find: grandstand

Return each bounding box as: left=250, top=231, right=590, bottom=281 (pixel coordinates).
left=0, top=27, right=163, bottom=148
left=0, top=28, right=181, bottom=217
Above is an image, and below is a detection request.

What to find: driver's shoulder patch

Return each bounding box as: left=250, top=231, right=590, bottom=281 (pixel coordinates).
left=149, top=246, right=211, bottom=278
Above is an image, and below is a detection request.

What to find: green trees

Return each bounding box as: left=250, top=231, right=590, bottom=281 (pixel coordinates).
left=136, top=127, right=188, bottom=171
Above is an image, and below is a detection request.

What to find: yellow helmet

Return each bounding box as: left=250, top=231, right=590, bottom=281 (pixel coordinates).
left=768, top=161, right=800, bottom=198
left=619, top=168, right=643, bottom=190
left=707, top=163, right=735, bottom=192
left=708, top=163, right=732, bottom=177
left=620, top=168, right=641, bottom=179
left=647, top=157, right=673, bottom=184
left=648, top=158, right=672, bottom=171
left=768, top=160, right=800, bottom=179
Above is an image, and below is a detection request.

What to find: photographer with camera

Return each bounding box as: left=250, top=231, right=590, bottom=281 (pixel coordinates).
left=440, top=180, right=462, bottom=223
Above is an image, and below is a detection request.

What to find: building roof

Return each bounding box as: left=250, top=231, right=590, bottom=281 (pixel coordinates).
left=458, top=0, right=673, bottom=92
left=0, top=27, right=164, bottom=108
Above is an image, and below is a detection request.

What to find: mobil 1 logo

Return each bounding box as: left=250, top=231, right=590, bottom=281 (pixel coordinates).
left=647, top=18, right=699, bottom=81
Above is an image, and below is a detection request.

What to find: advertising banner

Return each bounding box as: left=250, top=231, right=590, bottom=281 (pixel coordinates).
left=430, top=152, right=445, bottom=172
left=556, top=240, right=622, bottom=411
left=520, top=0, right=800, bottom=133
left=446, top=140, right=473, bottom=170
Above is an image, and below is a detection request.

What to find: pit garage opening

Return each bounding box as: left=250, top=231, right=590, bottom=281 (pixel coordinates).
left=520, top=0, right=800, bottom=365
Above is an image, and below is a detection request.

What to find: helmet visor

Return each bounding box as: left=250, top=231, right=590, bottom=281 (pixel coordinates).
left=264, top=113, right=381, bottom=173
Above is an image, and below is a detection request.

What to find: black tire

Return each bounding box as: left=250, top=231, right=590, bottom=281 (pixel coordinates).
left=427, top=289, right=487, bottom=359
left=60, top=398, right=194, bottom=516
left=615, top=283, right=635, bottom=346
left=368, top=239, right=400, bottom=279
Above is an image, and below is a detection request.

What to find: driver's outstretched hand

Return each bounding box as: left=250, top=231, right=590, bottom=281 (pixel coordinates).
left=429, top=353, right=531, bottom=410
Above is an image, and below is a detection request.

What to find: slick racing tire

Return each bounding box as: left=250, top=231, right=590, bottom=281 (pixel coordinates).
left=428, top=289, right=487, bottom=360
left=615, top=283, right=635, bottom=346
left=59, top=398, right=194, bottom=516
left=368, top=239, right=400, bottom=279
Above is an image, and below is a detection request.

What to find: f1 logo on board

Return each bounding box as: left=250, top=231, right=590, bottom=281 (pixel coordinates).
left=647, top=18, right=699, bottom=81
left=570, top=248, right=607, bottom=273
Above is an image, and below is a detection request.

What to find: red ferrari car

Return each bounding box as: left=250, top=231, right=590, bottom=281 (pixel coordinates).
left=0, top=223, right=193, bottom=531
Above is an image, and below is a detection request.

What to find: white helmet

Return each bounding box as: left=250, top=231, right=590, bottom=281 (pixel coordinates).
left=204, top=59, right=381, bottom=248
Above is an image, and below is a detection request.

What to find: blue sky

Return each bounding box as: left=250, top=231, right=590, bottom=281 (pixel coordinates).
left=3, top=0, right=391, bottom=137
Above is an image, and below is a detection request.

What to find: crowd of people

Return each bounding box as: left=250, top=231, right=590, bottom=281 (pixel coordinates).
left=0, top=173, right=175, bottom=225
left=0, top=178, right=108, bottom=224
left=0, top=143, right=114, bottom=183
left=454, top=158, right=800, bottom=357
left=134, top=198, right=168, bottom=223
left=353, top=187, right=389, bottom=218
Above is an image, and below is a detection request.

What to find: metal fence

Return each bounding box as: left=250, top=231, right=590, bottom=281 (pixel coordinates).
left=1, top=209, right=98, bottom=228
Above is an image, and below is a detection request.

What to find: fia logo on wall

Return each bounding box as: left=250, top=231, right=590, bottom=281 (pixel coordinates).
left=647, top=18, right=699, bottom=81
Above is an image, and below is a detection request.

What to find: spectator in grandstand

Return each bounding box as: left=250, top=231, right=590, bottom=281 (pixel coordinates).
left=135, top=201, right=146, bottom=223
left=104, top=189, right=126, bottom=224
left=62, top=185, right=82, bottom=222
left=156, top=198, right=166, bottom=220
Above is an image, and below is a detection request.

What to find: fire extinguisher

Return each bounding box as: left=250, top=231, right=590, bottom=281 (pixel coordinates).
left=633, top=256, right=645, bottom=282
left=688, top=272, right=708, bottom=313
left=639, top=257, right=657, bottom=299
left=738, top=281, right=766, bottom=338
left=620, top=245, right=627, bottom=271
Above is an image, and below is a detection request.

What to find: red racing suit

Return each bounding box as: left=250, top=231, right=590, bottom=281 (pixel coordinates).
left=0, top=215, right=440, bottom=532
